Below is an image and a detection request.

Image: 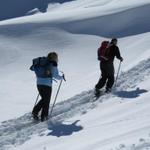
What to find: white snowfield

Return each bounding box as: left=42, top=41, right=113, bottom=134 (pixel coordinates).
left=0, top=0, right=150, bottom=150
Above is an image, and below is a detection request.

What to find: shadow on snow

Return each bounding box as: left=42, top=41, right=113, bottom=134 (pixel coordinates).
left=114, top=87, right=148, bottom=99
left=47, top=120, right=83, bottom=137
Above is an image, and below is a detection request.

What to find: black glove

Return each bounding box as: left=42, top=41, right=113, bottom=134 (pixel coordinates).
left=120, top=57, right=123, bottom=62
left=62, top=74, right=66, bottom=81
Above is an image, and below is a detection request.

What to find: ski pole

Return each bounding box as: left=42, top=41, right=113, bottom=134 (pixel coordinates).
left=114, top=61, right=122, bottom=88
left=34, top=93, right=40, bottom=107
left=49, top=78, right=63, bottom=119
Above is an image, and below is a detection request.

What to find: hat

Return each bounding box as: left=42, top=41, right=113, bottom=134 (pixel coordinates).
left=47, top=52, right=58, bottom=62
left=111, top=38, right=118, bottom=43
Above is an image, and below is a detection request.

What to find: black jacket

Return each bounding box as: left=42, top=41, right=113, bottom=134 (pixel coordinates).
left=104, top=44, right=122, bottom=64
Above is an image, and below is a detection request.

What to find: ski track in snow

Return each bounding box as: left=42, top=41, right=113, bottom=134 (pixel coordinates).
left=116, top=58, right=150, bottom=90
left=0, top=58, right=150, bottom=150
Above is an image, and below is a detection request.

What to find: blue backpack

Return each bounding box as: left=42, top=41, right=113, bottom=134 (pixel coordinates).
left=30, top=57, right=52, bottom=78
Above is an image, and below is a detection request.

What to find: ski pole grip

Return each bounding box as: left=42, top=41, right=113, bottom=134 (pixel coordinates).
left=62, top=74, right=66, bottom=82
left=60, top=71, right=66, bottom=81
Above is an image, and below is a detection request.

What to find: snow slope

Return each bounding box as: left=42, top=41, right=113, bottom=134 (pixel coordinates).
left=0, top=0, right=150, bottom=150
left=0, top=0, right=74, bottom=21
left=1, top=58, right=150, bottom=150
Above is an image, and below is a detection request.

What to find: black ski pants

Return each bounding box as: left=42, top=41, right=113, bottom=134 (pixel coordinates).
left=32, top=85, right=52, bottom=119
left=95, top=62, right=115, bottom=90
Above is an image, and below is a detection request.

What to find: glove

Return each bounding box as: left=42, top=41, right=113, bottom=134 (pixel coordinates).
left=62, top=74, right=66, bottom=81
left=120, top=57, right=123, bottom=62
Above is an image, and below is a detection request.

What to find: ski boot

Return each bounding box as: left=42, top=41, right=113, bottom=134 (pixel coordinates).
left=41, top=116, right=49, bottom=122
left=105, top=88, right=111, bottom=94
left=94, top=88, right=101, bottom=98
left=32, top=112, right=39, bottom=121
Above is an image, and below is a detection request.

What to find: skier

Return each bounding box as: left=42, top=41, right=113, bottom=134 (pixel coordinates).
left=95, top=38, right=123, bottom=96
left=30, top=52, right=64, bottom=122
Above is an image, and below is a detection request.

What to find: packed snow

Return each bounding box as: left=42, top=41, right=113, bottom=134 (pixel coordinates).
left=0, top=0, right=150, bottom=150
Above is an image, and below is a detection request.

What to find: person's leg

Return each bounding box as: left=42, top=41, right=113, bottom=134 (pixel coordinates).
left=106, top=64, right=115, bottom=92
left=32, top=100, right=43, bottom=115
left=32, top=85, right=45, bottom=120
left=41, top=86, right=52, bottom=121
left=95, top=63, right=107, bottom=90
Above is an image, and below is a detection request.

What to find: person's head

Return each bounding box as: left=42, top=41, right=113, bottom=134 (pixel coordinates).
left=111, top=38, right=118, bottom=45
left=47, top=52, right=58, bottom=63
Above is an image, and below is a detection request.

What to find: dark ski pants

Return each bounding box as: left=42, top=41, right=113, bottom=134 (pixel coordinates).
left=32, top=85, right=52, bottom=119
left=95, top=62, right=115, bottom=90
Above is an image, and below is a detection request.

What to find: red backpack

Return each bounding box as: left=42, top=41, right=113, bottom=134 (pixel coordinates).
left=97, top=41, right=109, bottom=61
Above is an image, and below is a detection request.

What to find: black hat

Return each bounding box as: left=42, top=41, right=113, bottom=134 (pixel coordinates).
left=111, top=38, right=118, bottom=43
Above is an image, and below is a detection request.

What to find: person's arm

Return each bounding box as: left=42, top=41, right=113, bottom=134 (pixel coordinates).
left=97, top=48, right=101, bottom=61
left=116, top=46, right=123, bottom=61
left=51, top=64, right=63, bottom=80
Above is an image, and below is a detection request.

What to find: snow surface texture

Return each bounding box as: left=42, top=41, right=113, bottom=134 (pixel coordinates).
left=0, top=58, right=150, bottom=150
left=0, top=0, right=150, bottom=150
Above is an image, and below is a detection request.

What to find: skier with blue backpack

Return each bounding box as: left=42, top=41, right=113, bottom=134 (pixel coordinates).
left=30, top=52, right=65, bottom=122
